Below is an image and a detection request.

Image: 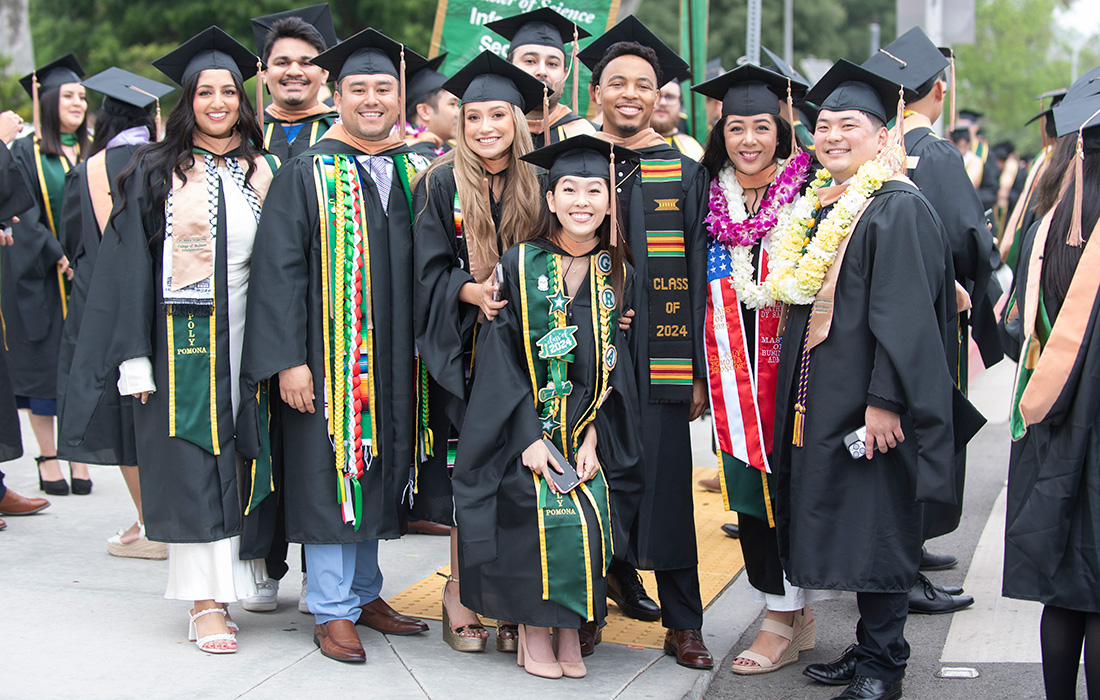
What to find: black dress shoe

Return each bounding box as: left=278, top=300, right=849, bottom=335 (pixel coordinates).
left=579, top=621, right=601, bottom=657
left=607, top=562, right=661, bottom=622
left=909, top=574, right=974, bottom=614
left=804, top=643, right=858, bottom=685
left=721, top=523, right=739, bottom=538
left=830, top=676, right=902, bottom=700
left=937, top=584, right=964, bottom=596
left=919, top=547, right=957, bottom=571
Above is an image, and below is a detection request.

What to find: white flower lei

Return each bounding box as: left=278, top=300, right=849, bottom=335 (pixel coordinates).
left=714, top=161, right=795, bottom=309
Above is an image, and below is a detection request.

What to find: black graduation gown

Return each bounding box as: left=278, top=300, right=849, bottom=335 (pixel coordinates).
left=238, top=138, right=417, bottom=547
left=614, top=142, right=709, bottom=571
left=531, top=111, right=593, bottom=150
left=1003, top=229, right=1100, bottom=613
left=453, top=238, right=642, bottom=627
left=56, top=145, right=140, bottom=466
left=62, top=150, right=273, bottom=543
left=2, top=135, right=69, bottom=399
left=262, top=109, right=336, bottom=162
left=410, top=164, right=479, bottom=526
left=0, top=144, right=32, bottom=460
left=905, top=126, right=1002, bottom=540
left=773, top=180, right=957, bottom=593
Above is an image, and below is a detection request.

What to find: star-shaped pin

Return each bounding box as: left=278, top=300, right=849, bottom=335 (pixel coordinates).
left=547, top=288, right=571, bottom=315
left=540, top=411, right=562, bottom=435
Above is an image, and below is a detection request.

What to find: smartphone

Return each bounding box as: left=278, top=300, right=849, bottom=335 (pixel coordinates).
left=492, top=262, right=504, bottom=302
left=843, top=425, right=867, bottom=460
left=541, top=439, right=582, bottom=493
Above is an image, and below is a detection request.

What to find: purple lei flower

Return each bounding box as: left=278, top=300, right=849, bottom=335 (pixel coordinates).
left=705, top=150, right=813, bottom=247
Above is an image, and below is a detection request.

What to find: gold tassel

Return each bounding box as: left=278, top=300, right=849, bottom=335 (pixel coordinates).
left=948, top=52, right=957, bottom=133
left=787, top=78, right=797, bottom=160
left=608, top=142, right=618, bottom=247
left=571, top=24, right=580, bottom=115
left=126, top=85, right=164, bottom=141
left=1068, top=132, right=1085, bottom=247
left=256, top=59, right=264, bottom=134
left=31, top=71, right=40, bottom=144
left=399, top=46, right=408, bottom=140
left=542, top=86, right=550, bottom=142
left=792, top=403, right=805, bottom=447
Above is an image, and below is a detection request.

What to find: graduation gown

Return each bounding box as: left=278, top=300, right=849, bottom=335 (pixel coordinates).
left=62, top=148, right=277, bottom=543
left=238, top=138, right=420, bottom=547
left=905, top=124, right=1002, bottom=540
left=410, top=164, right=480, bottom=526
left=773, top=180, right=957, bottom=593
left=55, top=145, right=140, bottom=466
left=262, top=109, right=337, bottom=162
left=0, top=144, right=33, bottom=460
left=614, top=142, right=709, bottom=571
left=2, top=135, right=72, bottom=399
left=1003, top=224, right=1100, bottom=612
left=453, top=238, right=642, bottom=627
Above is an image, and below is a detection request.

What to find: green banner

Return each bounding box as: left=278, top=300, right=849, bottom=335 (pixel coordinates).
left=428, top=0, right=621, bottom=117
left=679, top=0, right=708, bottom=141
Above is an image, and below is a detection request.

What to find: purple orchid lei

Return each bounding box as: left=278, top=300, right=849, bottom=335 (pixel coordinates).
left=705, top=150, right=813, bottom=248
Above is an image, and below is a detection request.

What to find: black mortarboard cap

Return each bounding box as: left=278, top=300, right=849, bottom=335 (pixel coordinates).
left=83, top=67, right=175, bottom=115
left=406, top=53, right=450, bottom=109
left=19, top=54, right=83, bottom=97
left=153, top=27, right=260, bottom=86
left=1052, top=91, right=1100, bottom=139
left=1063, top=66, right=1100, bottom=104
left=521, top=134, right=638, bottom=181
left=486, top=8, right=591, bottom=55
left=958, top=108, right=983, bottom=123
left=705, top=57, right=724, bottom=81
left=761, top=46, right=810, bottom=96
left=442, top=51, right=545, bottom=112
left=805, top=59, right=901, bottom=124
left=693, top=63, right=806, bottom=118
left=251, top=4, right=338, bottom=58
left=861, top=27, right=949, bottom=100
left=1024, top=88, right=1067, bottom=129
left=311, top=28, right=427, bottom=82
left=577, top=16, right=690, bottom=85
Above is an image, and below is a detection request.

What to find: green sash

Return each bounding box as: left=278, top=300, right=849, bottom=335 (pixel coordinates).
left=1010, top=290, right=1052, bottom=440
left=518, top=242, right=618, bottom=619
left=639, top=158, right=693, bottom=402
left=167, top=308, right=220, bottom=454
left=719, top=451, right=771, bottom=524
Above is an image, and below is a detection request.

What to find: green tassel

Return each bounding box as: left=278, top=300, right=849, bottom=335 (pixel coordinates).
left=352, top=477, right=364, bottom=531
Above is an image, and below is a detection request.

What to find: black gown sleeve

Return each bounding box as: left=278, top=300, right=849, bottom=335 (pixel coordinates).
left=60, top=161, right=156, bottom=448
left=452, top=248, right=542, bottom=567
left=0, top=141, right=35, bottom=224
left=862, top=192, right=956, bottom=504
left=60, top=165, right=84, bottom=266
left=412, top=167, right=477, bottom=402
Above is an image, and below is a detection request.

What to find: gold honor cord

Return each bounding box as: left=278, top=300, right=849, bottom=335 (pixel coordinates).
left=32, top=138, right=71, bottom=318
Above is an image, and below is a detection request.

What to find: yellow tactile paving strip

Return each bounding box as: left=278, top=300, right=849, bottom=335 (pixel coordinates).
left=387, top=467, right=745, bottom=650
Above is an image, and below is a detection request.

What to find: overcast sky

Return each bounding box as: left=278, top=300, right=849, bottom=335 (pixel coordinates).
left=1056, top=0, right=1100, bottom=40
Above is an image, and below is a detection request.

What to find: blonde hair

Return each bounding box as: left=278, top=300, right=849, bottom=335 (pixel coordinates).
left=416, top=103, right=541, bottom=278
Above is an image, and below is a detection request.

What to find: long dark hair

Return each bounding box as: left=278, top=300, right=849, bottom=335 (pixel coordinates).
left=1032, top=134, right=1077, bottom=219
left=39, top=86, right=91, bottom=159
left=1041, top=149, right=1100, bottom=318
left=527, top=176, right=632, bottom=305
left=700, top=113, right=794, bottom=179
left=113, top=70, right=265, bottom=238
left=88, top=106, right=155, bottom=156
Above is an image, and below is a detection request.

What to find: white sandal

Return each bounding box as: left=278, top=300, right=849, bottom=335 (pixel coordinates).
left=106, top=524, right=167, bottom=560
left=188, top=608, right=237, bottom=654
left=730, top=618, right=800, bottom=675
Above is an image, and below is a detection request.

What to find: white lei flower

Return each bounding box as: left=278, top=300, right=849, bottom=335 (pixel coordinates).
left=715, top=162, right=794, bottom=309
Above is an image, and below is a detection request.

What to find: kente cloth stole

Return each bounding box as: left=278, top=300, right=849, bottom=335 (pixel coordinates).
left=704, top=240, right=779, bottom=474
left=518, top=242, right=617, bottom=620
left=163, top=153, right=269, bottom=456
left=639, top=158, right=693, bottom=402
left=33, top=137, right=74, bottom=317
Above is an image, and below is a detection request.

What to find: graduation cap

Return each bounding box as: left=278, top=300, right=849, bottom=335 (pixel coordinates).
left=704, top=57, right=724, bottom=81
left=83, top=67, right=175, bottom=139
left=1025, top=88, right=1067, bottom=140
left=521, top=133, right=638, bottom=246
left=19, top=53, right=83, bottom=97
left=805, top=59, right=902, bottom=125
left=442, top=50, right=545, bottom=112
left=761, top=46, right=810, bottom=97
left=406, top=53, right=450, bottom=110
left=311, top=27, right=426, bottom=83
left=862, top=27, right=949, bottom=101
left=153, top=26, right=261, bottom=87
left=485, top=8, right=591, bottom=55
left=693, top=63, right=805, bottom=118
left=1047, top=89, right=1100, bottom=246
left=577, top=16, right=690, bottom=85
left=251, top=4, right=338, bottom=59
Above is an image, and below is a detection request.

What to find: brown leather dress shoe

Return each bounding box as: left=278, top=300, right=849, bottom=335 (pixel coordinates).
left=579, top=621, right=602, bottom=657
left=0, top=489, right=50, bottom=515
left=697, top=476, right=721, bottom=493
left=663, top=629, right=714, bottom=670
left=314, top=620, right=366, bottom=663
left=356, top=597, right=429, bottom=635
left=407, top=519, right=452, bottom=536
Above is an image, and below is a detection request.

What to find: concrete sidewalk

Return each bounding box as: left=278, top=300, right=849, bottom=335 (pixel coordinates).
left=1, top=418, right=754, bottom=700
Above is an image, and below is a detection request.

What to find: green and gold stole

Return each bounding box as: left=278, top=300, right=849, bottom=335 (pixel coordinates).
left=518, top=242, right=617, bottom=620
left=640, top=158, right=693, bottom=402
left=33, top=134, right=78, bottom=317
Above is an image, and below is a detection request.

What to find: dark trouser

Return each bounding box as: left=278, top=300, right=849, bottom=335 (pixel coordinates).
left=854, top=591, right=910, bottom=683
left=656, top=566, right=704, bottom=630
left=0, top=467, right=6, bottom=501
left=263, top=502, right=305, bottom=581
